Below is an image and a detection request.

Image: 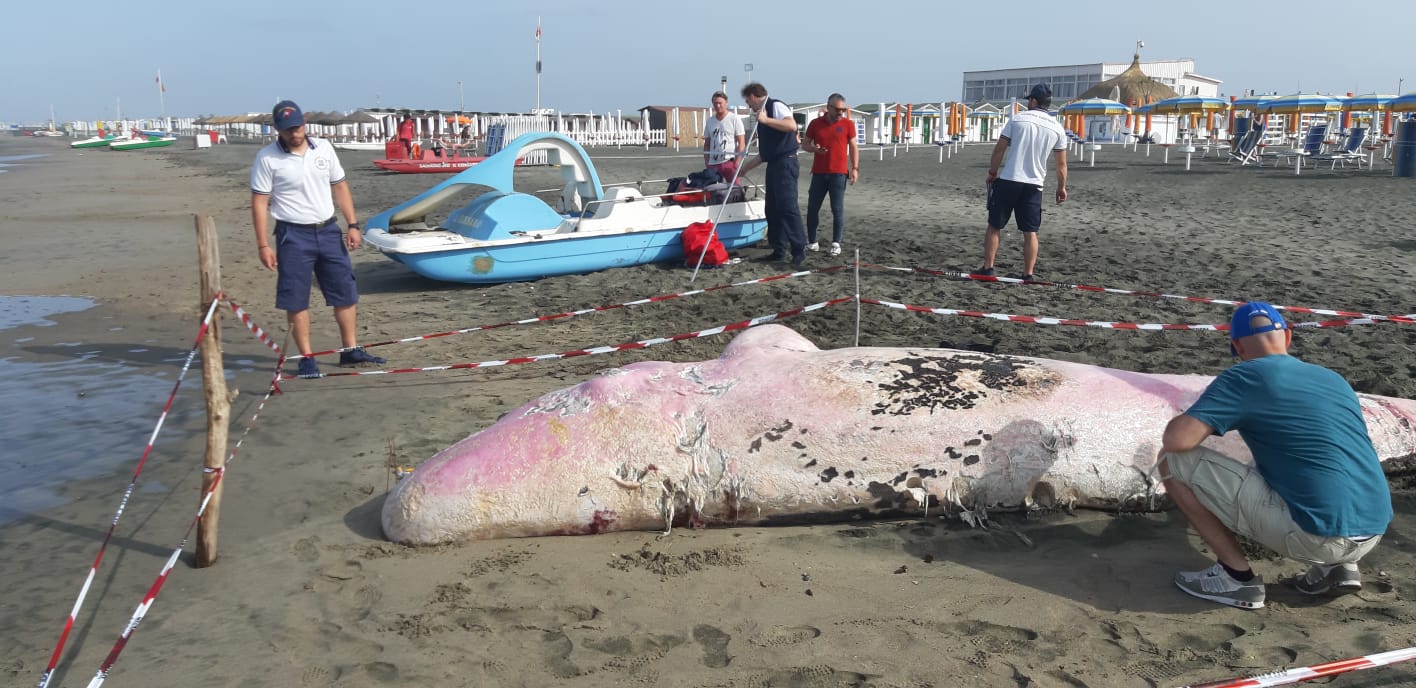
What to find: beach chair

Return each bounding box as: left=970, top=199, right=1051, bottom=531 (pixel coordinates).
left=1228, top=122, right=1266, bottom=165
left=1308, top=127, right=1368, bottom=169
left=1261, top=122, right=1328, bottom=169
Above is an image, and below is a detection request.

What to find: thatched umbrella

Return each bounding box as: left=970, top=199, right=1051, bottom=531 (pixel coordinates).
left=337, top=110, right=381, bottom=124
left=1079, top=53, right=1177, bottom=106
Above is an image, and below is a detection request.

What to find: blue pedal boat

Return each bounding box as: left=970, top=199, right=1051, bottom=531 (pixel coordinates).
left=364, top=132, right=767, bottom=284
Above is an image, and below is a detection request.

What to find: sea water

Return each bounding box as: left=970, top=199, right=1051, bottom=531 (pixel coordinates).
left=0, top=296, right=185, bottom=523
left=0, top=153, right=48, bottom=174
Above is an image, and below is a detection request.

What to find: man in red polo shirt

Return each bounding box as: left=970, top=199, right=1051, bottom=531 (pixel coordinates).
left=802, top=93, right=859, bottom=257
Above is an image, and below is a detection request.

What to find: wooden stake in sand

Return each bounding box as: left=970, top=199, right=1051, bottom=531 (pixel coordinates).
left=194, top=214, right=229, bottom=567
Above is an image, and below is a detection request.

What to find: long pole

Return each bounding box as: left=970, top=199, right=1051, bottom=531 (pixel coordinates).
left=194, top=215, right=229, bottom=567
left=458, top=81, right=464, bottom=111
left=535, top=17, right=542, bottom=112
left=156, top=69, right=166, bottom=123
left=689, top=118, right=761, bottom=283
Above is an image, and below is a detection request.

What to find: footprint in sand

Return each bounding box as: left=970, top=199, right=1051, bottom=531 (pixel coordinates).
left=692, top=624, right=731, bottom=668
left=740, top=665, right=875, bottom=685
left=359, top=662, right=399, bottom=682
left=292, top=536, right=321, bottom=562
left=300, top=664, right=338, bottom=687
left=747, top=624, right=821, bottom=647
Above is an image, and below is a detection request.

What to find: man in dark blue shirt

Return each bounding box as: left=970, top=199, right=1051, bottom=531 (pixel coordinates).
left=738, top=82, right=807, bottom=268
left=1156, top=302, right=1392, bottom=609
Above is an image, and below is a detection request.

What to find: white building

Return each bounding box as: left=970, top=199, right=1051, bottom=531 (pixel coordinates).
left=962, top=59, right=1221, bottom=104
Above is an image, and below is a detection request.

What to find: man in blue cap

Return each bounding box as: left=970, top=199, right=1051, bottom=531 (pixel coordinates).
left=1155, top=302, right=1392, bottom=609
left=975, top=83, right=1068, bottom=282
left=251, top=99, right=385, bottom=378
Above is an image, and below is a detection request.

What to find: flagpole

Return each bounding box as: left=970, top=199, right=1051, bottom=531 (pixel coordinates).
left=156, top=69, right=167, bottom=125
left=535, top=17, right=542, bottom=113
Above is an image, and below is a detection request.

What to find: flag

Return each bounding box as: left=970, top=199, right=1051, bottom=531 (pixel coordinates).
left=535, top=22, right=541, bottom=41
left=156, top=70, right=166, bottom=93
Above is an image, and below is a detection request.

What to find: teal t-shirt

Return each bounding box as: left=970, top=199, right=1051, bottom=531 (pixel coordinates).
left=1184, top=354, right=1392, bottom=537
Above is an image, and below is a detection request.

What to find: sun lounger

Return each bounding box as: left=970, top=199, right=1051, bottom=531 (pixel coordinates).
left=1308, top=127, right=1368, bottom=169
left=1228, top=122, right=1266, bottom=165
left=1261, top=122, right=1329, bottom=170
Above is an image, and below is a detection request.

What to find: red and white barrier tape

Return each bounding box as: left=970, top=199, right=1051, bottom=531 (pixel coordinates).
left=35, top=296, right=223, bottom=688
left=861, top=298, right=1381, bottom=331
left=225, top=299, right=283, bottom=353
left=867, top=263, right=1416, bottom=326
left=83, top=352, right=288, bottom=687
left=287, top=297, right=853, bottom=380
left=1182, top=645, right=1416, bottom=687
left=283, top=265, right=844, bottom=360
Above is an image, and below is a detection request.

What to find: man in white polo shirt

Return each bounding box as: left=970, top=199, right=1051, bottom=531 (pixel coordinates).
left=975, top=83, right=1068, bottom=282
left=251, top=100, right=384, bottom=379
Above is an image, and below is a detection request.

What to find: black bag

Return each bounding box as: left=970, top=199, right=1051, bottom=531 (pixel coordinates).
left=687, top=168, right=722, bottom=188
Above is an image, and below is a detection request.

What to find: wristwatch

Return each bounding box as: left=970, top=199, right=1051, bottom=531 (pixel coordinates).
left=348, top=222, right=361, bottom=229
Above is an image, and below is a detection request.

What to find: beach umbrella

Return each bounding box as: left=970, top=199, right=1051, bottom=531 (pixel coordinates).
left=1231, top=95, right=1277, bottom=110
left=1148, top=95, right=1229, bottom=115
left=1257, top=93, right=1343, bottom=114
left=338, top=110, right=381, bottom=124
left=1078, top=52, right=1178, bottom=104
left=1059, top=98, right=1130, bottom=116
left=1390, top=93, right=1416, bottom=112
left=1342, top=94, right=1396, bottom=111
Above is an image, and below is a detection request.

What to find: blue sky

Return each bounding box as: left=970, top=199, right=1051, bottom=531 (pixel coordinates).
left=2, top=0, right=1410, bottom=123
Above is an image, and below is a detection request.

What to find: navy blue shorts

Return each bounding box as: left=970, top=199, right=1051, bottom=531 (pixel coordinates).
left=274, top=220, right=359, bottom=312
left=986, top=178, right=1044, bottom=232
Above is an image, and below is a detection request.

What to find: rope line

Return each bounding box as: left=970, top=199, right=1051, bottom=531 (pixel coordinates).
left=1181, top=645, right=1416, bottom=687
left=35, top=296, right=222, bottom=688
left=283, top=266, right=846, bottom=360
left=82, top=346, right=290, bottom=686
left=862, top=298, right=1384, bottom=331
left=874, top=264, right=1416, bottom=325
left=285, top=297, right=853, bottom=380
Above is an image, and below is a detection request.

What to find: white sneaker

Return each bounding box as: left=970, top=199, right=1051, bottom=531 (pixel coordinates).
left=828, top=242, right=842, bottom=256
left=806, top=242, right=820, bottom=252
left=1174, top=563, right=1266, bottom=609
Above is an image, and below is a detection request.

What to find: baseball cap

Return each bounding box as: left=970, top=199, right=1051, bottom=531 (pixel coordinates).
left=1229, top=301, right=1287, bottom=355
left=1025, top=83, right=1052, bottom=102
left=272, top=100, right=304, bottom=130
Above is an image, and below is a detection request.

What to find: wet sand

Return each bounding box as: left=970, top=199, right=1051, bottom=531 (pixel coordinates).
left=2, top=133, right=1414, bottom=687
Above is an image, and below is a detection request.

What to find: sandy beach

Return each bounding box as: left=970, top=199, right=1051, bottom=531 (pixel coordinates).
left=2, top=133, right=1414, bottom=688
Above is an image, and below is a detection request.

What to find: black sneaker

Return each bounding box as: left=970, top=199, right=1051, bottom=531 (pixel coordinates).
left=340, top=347, right=386, bottom=366
left=759, top=252, right=786, bottom=263
left=297, top=357, right=321, bottom=379
left=1021, top=273, right=1038, bottom=282
left=973, top=266, right=995, bottom=277
left=790, top=254, right=806, bottom=269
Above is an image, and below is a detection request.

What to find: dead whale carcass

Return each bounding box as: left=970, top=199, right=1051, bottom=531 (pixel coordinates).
left=382, top=325, right=1416, bottom=544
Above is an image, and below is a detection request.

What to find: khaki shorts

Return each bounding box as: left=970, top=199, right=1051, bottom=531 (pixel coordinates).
left=1164, top=448, right=1381, bottom=566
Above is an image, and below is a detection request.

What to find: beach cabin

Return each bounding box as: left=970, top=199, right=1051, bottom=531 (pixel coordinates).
left=967, top=103, right=1003, bottom=142
left=638, top=105, right=706, bottom=149
left=852, top=103, right=941, bottom=145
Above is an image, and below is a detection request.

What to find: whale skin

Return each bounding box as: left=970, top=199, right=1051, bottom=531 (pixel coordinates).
left=382, top=325, right=1416, bottom=543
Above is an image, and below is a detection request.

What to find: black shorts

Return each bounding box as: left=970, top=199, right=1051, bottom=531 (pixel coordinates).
left=987, top=178, right=1043, bottom=232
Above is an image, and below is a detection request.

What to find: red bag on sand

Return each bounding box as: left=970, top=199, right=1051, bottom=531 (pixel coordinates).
left=681, top=221, right=728, bottom=267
